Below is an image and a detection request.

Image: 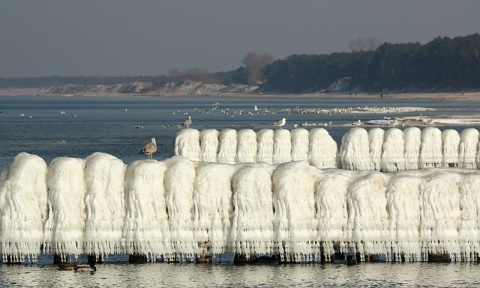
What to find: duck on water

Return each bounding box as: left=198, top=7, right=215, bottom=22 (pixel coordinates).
left=57, top=261, right=97, bottom=272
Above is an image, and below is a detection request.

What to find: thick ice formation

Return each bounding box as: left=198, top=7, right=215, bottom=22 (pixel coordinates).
left=2, top=153, right=480, bottom=263
left=273, top=161, right=318, bottom=262
left=231, top=164, right=275, bottom=257
left=460, top=128, right=479, bottom=169
left=381, top=128, right=405, bottom=171
left=309, top=128, right=338, bottom=168
left=369, top=128, right=385, bottom=170
left=176, top=128, right=338, bottom=168
left=195, top=162, right=241, bottom=256
left=420, top=127, right=443, bottom=168
left=403, top=127, right=422, bottom=170
left=164, top=156, right=196, bottom=261
left=123, top=159, right=171, bottom=260
left=291, top=128, right=309, bottom=162
left=273, top=129, right=292, bottom=164
left=217, top=129, right=237, bottom=164
left=442, top=129, right=460, bottom=167
left=175, top=129, right=201, bottom=162
left=4, top=127, right=480, bottom=263
left=236, top=129, right=257, bottom=163
left=175, top=127, right=480, bottom=172
left=0, top=153, right=47, bottom=262
left=83, top=152, right=126, bottom=256
left=199, top=129, right=219, bottom=162
left=256, top=129, right=274, bottom=164
left=339, top=127, right=372, bottom=170
left=44, top=157, right=86, bottom=260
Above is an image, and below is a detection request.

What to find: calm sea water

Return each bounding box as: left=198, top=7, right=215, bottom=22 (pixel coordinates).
left=1, top=261, right=480, bottom=287
left=1, top=95, right=480, bottom=287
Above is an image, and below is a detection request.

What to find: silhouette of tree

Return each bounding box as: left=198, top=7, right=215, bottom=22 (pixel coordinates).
left=242, top=52, right=274, bottom=84
left=349, top=37, right=382, bottom=52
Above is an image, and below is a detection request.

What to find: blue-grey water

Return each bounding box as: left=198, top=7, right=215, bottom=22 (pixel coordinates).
left=1, top=95, right=480, bottom=287
left=1, top=95, right=479, bottom=172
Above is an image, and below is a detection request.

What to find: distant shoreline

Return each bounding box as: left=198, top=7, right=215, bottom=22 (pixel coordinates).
left=0, top=88, right=479, bottom=102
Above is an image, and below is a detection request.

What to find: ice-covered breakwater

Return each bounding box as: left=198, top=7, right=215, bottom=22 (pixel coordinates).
left=2, top=152, right=480, bottom=263
left=175, top=127, right=480, bottom=171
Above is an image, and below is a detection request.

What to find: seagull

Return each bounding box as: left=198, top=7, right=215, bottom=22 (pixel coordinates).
left=273, top=118, right=286, bottom=128
left=139, top=138, right=157, bottom=159
left=184, top=116, right=192, bottom=128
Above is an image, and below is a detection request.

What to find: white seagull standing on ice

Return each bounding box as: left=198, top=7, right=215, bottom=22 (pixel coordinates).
left=139, top=138, right=157, bottom=159
left=184, top=116, right=192, bottom=128
left=273, top=118, right=287, bottom=128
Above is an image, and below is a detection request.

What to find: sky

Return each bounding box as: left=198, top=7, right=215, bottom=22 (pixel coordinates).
left=0, top=0, right=479, bottom=78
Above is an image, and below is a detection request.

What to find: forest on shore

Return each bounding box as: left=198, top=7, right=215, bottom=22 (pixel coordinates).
left=1, top=33, right=479, bottom=94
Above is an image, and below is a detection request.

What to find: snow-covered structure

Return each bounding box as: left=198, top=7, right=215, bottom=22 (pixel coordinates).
left=175, top=127, right=480, bottom=171
left=2, top=127, right=480, bottom=263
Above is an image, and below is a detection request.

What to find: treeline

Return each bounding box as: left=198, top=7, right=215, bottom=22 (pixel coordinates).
left=261, top=33, right=480, bottom=93
left=0, top=75, right=170, bottom=89
left=1, top=34, right=479, bottom=93
left=0, top=71, right=247, bottom=89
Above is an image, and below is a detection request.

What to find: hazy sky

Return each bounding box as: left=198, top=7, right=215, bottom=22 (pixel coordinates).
left=1, top=0, right=479, bottom=78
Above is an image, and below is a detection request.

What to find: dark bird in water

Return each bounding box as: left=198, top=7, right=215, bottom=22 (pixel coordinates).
left=74, top=262, right=97, bottom=272
left=184, top=116, right=192, bottom=128
left=138, top=137, right=157, bottom=159
left=57, top=261, right=81, bottom=271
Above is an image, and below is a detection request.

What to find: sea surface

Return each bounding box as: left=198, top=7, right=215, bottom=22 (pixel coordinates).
left=1, top=95, right=479, bottom=172
left=1, top=95, right=480, bottom=287
left=1, top=260, right=480, bottom=287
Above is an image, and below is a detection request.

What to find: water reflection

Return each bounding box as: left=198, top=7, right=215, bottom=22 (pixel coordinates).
left=2, top=263, right=480, bottom=287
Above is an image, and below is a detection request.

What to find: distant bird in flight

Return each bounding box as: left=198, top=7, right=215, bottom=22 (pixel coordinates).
left=273, top=118, right=286, bottom=128
left=139, top=137, right=157, bottom=159
left=184, top=116, right=192, bottom=128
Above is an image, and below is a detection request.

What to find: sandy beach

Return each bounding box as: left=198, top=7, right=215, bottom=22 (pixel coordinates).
left=0, top=88, right=479, bottom=102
